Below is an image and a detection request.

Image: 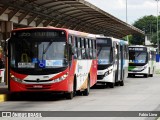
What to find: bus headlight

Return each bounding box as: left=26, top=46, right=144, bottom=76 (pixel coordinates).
left=54, top=73, right=68, bottom=83
left=143, top=66, right=147, bottom=70
left=104, top=69, right=112, bottom=76
left=10, top=74, right=22, bottom=83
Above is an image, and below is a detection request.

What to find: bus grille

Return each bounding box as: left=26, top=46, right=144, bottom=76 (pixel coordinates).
left=24, top=80, right=52, bottom=82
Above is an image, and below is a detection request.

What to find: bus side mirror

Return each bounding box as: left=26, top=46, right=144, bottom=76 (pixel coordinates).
left=68, top=44, right=74, bottom=61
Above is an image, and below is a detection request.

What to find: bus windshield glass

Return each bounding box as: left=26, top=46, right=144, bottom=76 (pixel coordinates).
left=97, top=46, right=111, bottom=65
left=129, top=48, right=147, bottom=64
left=10, top=30, right=68, bottom=69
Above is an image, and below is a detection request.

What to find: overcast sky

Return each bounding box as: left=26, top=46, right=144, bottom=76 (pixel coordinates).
left=86, top=0, right=157, bottom=25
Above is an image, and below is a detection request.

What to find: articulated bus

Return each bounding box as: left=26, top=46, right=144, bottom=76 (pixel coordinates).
left=5, top=27, right=97, bottom=99
left=96, top=36, right=128, bottom=88
left=128, top=45, right=156, bottom=77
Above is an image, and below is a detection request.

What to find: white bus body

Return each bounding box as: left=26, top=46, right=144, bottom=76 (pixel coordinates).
left=96, top=36, right=128, bottom=88
left=128, top=45, right=156, bottom=77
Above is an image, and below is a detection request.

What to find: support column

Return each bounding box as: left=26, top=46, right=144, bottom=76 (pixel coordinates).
left=0, top=21, right=13, bottom=85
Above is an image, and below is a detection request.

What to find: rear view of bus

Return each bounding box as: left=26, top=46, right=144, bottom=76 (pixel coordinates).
left=128, top=45, right=156, bottom=77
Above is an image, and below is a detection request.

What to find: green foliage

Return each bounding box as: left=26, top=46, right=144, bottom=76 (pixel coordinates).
left=131, top=15, right=158, bottom=45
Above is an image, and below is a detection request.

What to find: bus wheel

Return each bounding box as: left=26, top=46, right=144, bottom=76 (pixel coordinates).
left=115, top=82, right=119, bottom=86
left=65, top=92, right=74, bottom=100
left=66, top=79, right=75, bottom=99
left=144, top=74, right=148, bottom=78
left=83, top=76, right=90, bottom=96
left=128, top=73, right=132, bottom=78
left=119, top=80, right=124, bottom=86
left=108, top=83, right=114, bottom=88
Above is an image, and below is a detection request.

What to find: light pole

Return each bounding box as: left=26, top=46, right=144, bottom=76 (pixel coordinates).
left=126, top=0, right=129, bottom=43
left=126, top=0, right=128, bottom=23
left=156, top=0, right=159, bottom=55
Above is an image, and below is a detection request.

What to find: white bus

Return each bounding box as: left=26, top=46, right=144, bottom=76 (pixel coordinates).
left=96, top=36, right=128, bottom=88
left=128, top=45, right=156, bottom=77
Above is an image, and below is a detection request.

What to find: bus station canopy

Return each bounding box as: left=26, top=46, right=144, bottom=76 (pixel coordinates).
left=0, top=0, right=144, bottom=38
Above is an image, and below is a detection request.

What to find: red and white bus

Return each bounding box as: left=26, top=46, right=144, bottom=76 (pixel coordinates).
left=5, top=27, right=97, bottom=99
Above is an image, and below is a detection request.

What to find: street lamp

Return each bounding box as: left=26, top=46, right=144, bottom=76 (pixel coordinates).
left=126, top=0, right=129, bottom=43
left=126, top=0, right=128, bottom=23
left=156, top=0, right=159, bottom=55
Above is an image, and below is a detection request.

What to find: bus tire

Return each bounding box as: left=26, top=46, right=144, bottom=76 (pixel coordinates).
left=66, top=77, right=76, bottom=100
left=65, top=92, right=74, bottom=100
left=83, top=75, right=90, bottom=96
left=128, top=73, right=132, bottom=78
left=108, top=82, right=114, bottom=88
left=119, top=80, right=124, bottom=86
left=115, top=82, right=119, bottom=86
left=144, top=74, right=148, bottom=78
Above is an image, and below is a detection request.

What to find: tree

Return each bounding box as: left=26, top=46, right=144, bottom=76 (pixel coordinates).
left=131, top=15, right=158, bottom=45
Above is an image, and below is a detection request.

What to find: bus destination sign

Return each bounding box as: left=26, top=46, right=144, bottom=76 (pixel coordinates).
left=129, top=47, right=146, bottom=51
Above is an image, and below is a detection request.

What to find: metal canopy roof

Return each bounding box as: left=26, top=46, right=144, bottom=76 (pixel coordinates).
left=0, top=0, right=144, bottom=38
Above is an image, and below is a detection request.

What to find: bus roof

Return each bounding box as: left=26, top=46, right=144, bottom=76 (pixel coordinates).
left=11, top=27, right=96, bottom=39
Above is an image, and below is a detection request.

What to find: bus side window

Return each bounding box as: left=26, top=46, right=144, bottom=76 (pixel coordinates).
left=73, top=36, right=78, bottom=59
left=89, top=39, right=93, bottom=59
left=85, top=38, right=89, bottom=59
left=92, top=40, right=96, bottom=59
left=68, top=35, right=73, bottom=61
left=110, top=48, right=113, bottom=63
left=81, top=38, right=86, bottom=59
left=68, top=36, right=72, bottom=44
left=77, top=37, right=82, bottom=59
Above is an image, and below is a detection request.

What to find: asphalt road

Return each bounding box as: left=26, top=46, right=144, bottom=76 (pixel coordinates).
left=0, top=74, right=160, bottom=120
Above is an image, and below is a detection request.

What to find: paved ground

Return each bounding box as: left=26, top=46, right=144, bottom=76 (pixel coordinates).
left=0, top=74, right=160, bottom=120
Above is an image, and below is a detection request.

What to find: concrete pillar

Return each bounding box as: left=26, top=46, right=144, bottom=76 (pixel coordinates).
left=1, top=21, right=13, bottom=40
left=0, top=21, right=13, bottom=85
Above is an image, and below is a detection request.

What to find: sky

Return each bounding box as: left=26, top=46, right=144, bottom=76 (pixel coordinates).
left=85, top=0, right=158, bottom=25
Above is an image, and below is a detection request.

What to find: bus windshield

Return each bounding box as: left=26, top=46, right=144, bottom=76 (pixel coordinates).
left=129, top=51, right=147, bottom=64
left=97, top=46, right=111, bottom=65
left=10, top=31, right=68, bottom=69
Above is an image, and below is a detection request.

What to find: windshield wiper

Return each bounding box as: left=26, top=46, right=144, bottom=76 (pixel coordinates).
left=97, top=47, right=102, bottom=57
left=42, top=42, right=52, bottom=60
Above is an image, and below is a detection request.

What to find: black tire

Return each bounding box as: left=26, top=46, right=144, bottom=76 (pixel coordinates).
left=132, top=74, right=135, bottom=77
left=76, top=91, right=83, bottom=96
left=108, top=82, right=114, bottom=88
left=83, top=76, right=90, bottom=96
left=65, top=92, right=74, bottom=100
left=128, top=73, right=132, bottom=78
left=115, top=82, right=119, bottom=86
left=144, top=74, right=148, bottom=78
left=119, top=80, right=124, bottom=86
left=66, top=77, right=76, bottom=99
left=104, top=83, right=108, bottom=88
